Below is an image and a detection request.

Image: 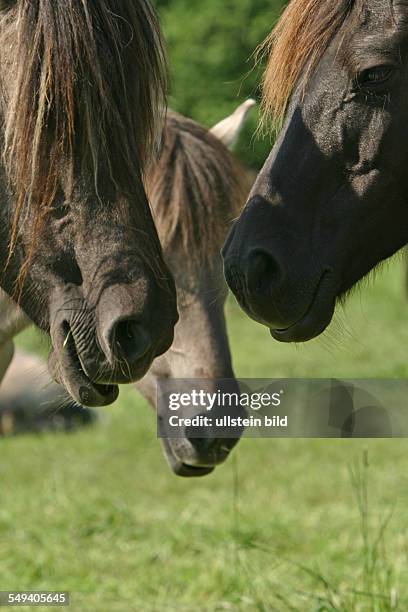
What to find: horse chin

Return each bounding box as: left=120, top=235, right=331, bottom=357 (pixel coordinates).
left=48, top=346, right=119, bottom=408
left=270, top=298, right=335, bottom=343
left=270, top=271, right=337, bottom=343
left=160, top=438, right=216, bottom=478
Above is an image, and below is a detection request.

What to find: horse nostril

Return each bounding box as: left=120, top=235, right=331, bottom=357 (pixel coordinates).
left=113, top=319, right=151, bottom=363
left=188, top=436, right=213, bottom=454
left=185, top=435, right=233, bottom=466
left=245, top=249, right=282, bottom=299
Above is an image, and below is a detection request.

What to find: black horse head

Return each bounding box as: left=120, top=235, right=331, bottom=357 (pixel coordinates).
left=223, top=0, right=408, bottom=341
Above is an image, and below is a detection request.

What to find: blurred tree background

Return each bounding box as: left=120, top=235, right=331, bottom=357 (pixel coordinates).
left=154, top=0, right=286, bottom=169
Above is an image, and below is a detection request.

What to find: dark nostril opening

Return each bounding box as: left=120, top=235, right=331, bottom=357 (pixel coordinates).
left=185, top=434, right=234, bottom=465
left=246, top=249, right=282, bottom=299
left=188, top=436, right=213, bottom=454
left=114, top=319, right=151, bottom=363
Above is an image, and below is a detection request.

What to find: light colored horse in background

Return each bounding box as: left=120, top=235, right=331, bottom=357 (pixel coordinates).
left=0, top=101, right=255, bottom=476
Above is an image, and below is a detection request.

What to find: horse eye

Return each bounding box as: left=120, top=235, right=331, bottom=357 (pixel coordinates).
left=356, top=65, right=395, bottom=89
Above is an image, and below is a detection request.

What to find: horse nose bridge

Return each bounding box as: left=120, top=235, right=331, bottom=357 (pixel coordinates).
left=224, top=193, right=289, bottom=254
left=167, top=348, right=235, bottom=381
left=168, top=310, right=234, bottom=380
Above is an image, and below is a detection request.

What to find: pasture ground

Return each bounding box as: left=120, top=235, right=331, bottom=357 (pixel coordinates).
left=1, top=256, right=408, bottom=611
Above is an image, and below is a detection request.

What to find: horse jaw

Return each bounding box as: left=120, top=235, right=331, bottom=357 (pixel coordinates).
left=210, top=99, right=256, bottom=149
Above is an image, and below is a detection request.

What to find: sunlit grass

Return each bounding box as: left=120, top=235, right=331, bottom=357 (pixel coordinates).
left=1, top=258, right=407, bottom=611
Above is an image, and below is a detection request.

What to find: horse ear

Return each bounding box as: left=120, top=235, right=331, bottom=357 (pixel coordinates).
left=210, top=99, right=256, bottom=149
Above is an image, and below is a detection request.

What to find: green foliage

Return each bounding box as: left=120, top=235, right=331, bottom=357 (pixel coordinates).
left=154, top=0, right=286, bottom=168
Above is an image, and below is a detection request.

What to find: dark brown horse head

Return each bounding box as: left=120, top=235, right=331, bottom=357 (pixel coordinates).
left=0, top=0, right=178, bottom=406
left=137, top=109, right=251, bottom=476
left=223, top=0, right=408, bottom=342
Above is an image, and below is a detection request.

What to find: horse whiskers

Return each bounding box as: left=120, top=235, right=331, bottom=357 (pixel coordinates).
left=62, top=328, right=72, bottom=350
left=118, top=355, right=132, bottom=383
left=208, top=291, right=227, bottom=309
left=221, top=445, right=232, bottom=453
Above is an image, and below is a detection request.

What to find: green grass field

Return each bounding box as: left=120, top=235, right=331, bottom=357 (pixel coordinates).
left=1, top=256, right=408, bottom=611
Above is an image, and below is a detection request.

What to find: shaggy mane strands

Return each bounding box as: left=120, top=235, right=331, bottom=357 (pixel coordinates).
left=0, top=0, right=166, bottom=290
left=148, top=112, right=248, bottom=270
left=259, top=0, right=355, bottom=125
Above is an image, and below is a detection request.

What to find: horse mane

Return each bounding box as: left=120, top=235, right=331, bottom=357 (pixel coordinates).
left=0, top=0, right=166, bottom=289
left=147, top=111, right=248, bottom=270
left=260, top=0, right=356, bottom=124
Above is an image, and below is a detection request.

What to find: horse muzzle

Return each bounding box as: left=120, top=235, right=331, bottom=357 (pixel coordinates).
left=49, top=284, right=177, bottom=407
left=160, top=435, right=239, bottom=478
